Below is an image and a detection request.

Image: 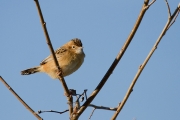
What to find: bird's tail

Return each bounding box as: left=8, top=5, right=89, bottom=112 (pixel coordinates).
left=21, top=66, right=41, bottom=75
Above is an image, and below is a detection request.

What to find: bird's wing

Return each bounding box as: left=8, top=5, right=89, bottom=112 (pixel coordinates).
left=40, top=47, right=67, bottom=65
left=40, top=55, right=52, bottom=65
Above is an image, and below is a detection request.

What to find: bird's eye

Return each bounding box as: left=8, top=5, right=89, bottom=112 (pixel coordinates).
left=72, top=45, right=76, bottom=49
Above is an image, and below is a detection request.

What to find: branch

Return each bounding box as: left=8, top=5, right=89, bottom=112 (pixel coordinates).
left=111, top=1, right=180, bottom=120
left=89, top=104, right=118, bottom=111
left=165, top=0, right=171, bottom=18
left=88, top=103, right=119, bottom=120
left=72, top=0, right=152, bottom=119
left=37, top=103, right=118, bottom=117
left=167, top=3, right=180, bottom=30
left=88, top=108, right=96, bottom=120
left=0, top=76, right=43, bottom=120
left=33, top=0, right=73, bottom=115
left=144, top=0, right=156, bottom=9
left=38, top=110, right=69, bottom=114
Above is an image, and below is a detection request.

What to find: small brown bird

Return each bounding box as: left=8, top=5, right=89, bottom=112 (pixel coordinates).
left=21, top=38, right=85, bottom=79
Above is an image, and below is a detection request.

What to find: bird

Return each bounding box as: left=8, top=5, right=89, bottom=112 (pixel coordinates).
left=21, top=38, right=85, bottom=79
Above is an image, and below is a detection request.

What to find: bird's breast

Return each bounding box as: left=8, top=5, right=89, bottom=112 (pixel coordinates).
left=59, top=52, right=85, bottom=76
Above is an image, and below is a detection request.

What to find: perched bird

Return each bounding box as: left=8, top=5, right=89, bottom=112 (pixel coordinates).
left=21, top=38, right=85, bottom=79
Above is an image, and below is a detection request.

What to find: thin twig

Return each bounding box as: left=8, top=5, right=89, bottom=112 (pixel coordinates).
left=33, top=0, right=73, bottom=115
left=165, top=0, right=171, bottom=18
left=167, top=3, right=180, bottom=30
left=144, top=0, right=156, bottom=9
left=38, top=109, right=69, bottom=114
left=111, top=1, right=180, bottom=120
left=164, top=1, right=180, bottom=34
left=84, top=89, right=88, bottom=100
left=89, top=104, right=117, bottom=111
left=88, top=103, right=119, bottom=119
left=71, top=0, right=152, bottom=120
left=88, top=108, right=96, bottom=120
left=75, top=91, right=84, bottom=102
left=0, top=76, right=43, bottom=120
left=36, top=103, right=117, bottom=116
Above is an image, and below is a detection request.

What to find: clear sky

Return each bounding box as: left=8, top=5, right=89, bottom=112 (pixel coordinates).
left=1, top=0, right=180, bottom=120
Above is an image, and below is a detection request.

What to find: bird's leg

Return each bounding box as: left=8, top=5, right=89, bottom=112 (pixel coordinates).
left=56, top=68, right=63, bottom=77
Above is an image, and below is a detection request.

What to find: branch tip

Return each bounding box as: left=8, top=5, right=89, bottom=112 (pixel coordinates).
left=165, top=0, right=171, bottom=17
left=112, top=1, right=180, bottom=120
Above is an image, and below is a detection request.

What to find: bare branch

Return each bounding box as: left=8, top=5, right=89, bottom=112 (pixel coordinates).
left=37, top=103, right=117, bottom=117
left=88, top=103, right=119, bottom=119
left=88, top=108, right=96, bottom=120
left=38, top=109, right=68, bottom=114
left=111, top=2, right=180, bottom=120
left=89, top=104, right=117, bottom=111
left=0, top=76, right=43, bottom=120
left=84, top=89, right=88, bottom=100
left=71, top=0, right=152, bottom=119
left=144, top=0, right=156, bottom=9
left=167, top=3, right=180, bottom=30
left=165, top=0, right=171, bottom=18
left=33, top=0, right=73, bottom=115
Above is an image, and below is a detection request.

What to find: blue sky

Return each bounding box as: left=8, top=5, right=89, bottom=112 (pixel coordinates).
left=1, top=0, right=180, bottom=120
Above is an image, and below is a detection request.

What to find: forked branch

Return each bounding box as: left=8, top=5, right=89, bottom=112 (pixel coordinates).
left=33, top=0, right=73, bottom=115
left=144, top=0, right=156, bottom=9
left=72, top=0, right=152, bottom=119
left=88, top=103, right=120, bottom=119
left=37, top=103, right=117, bottom=119
left=167, top=3, right=180, bottom=30
left=89, top=104, right=118, bottom=111
left=111, top=1, right=180, bottom=120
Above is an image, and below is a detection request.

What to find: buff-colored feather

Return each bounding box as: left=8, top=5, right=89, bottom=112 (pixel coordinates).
left=21, top=38, right=85, bottom=79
